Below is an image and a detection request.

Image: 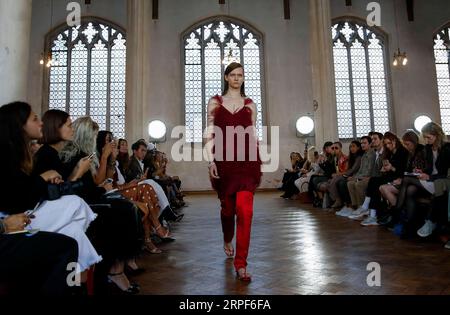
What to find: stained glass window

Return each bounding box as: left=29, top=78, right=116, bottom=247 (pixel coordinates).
left=47, top=20, right=127, bottom=138
left=183, top=18, right=264, bottom=143
left=332, top=20, right=391, bottom=139
left=433, top=26, right=450, bottom=134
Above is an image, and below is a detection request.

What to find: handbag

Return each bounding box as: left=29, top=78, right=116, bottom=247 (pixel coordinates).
left=47, top=180, right=84, bottom=201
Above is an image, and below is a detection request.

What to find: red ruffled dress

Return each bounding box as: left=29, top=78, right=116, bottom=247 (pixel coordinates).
left=210, top=95, right=262, bottom=199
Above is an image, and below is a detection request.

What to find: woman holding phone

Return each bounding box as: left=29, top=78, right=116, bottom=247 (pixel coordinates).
left=98, top=132, right=175, bottom=254
left=0, top=103, right=102, bottom=278
left=36, top=112, right=143, bottom=294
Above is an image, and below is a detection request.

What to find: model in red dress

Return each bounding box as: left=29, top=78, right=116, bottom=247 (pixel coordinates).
left=206, top=63, right=262, bottom=282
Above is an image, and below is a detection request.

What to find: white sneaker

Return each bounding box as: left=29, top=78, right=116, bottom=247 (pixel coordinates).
left=348, top=207, right=369, bottom=220
left=336, top=207, right=354, bottom=217
left=361, top=216, right=379, bottom=226
left=417, top=220, right=436, bottom=238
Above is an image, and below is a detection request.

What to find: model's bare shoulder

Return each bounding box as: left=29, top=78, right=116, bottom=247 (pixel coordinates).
left=207, top=96, right=220, bottom=112
left=246, top=101, right=257, bottom=113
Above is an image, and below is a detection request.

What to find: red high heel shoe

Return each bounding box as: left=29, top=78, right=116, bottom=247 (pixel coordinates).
left=236, top=268, right=252, bottom=282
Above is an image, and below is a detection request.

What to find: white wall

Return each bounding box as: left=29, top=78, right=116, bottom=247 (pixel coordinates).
left=26, top=0, right=450, bottom=191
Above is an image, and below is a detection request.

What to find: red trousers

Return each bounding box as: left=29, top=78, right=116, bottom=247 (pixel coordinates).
left=220, top=191, right=254, bottom=271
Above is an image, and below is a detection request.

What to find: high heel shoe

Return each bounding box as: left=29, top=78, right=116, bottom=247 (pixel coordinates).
left=107, top=272, right=140, bottom=295
left=154, top=224, right=176, bottom=242
left=143, top=239, right=163, bottom=254
left=236, top=268, right=252, bottom=282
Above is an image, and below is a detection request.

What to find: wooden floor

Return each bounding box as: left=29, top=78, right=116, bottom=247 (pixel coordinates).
left=133, top=191, right=450, bottom=295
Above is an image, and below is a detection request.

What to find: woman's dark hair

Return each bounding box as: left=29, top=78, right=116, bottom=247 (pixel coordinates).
left=402, top=130, right=419, bottom=147
left=41, top=109, right=70, bottom=145
left=96, top=131, right=113, bottom=156
left=348, top=140, right=363, bottom=168
left=117, top=139, right=130, bottom=173
left=382, top=131, right=404, bottom=159
left=0, top=102, right=33, bottom=174
left=222, top=62, right=246, bottom=97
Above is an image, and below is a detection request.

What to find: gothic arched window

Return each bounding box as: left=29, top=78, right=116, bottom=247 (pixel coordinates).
left=46, top=19, right=127, bottom=138
left=182, top=17, right=265, bottom=143
left=332, top=19, right=392, bottom=139
left=433, top=25, right=450, bottom=134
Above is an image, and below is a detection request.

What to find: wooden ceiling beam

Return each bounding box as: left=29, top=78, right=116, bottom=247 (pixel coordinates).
left=152, top=0, right=158, bottom=20
left=284, top=0, right=290, bottom=20
left=406, top=0, right=414, bottom=21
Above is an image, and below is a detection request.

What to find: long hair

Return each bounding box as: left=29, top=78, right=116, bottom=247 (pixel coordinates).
left=348, top=140, right=363, bottom=169
left=0, top=102, right=33, bottom=174
left=421, top=122, right=447, bottom=149
left=96, top=131, right=113, bottom=156
left=222, top=62, right=246, bottom=97
left=382, top=131, right=404, bottom=159
left=117, top=138, right=130, bottom=172
left=402, top=130, right=419, bottom=147
left=60, top=117, right=99, bottom=174
left=41, top=109, right=70, bottom=145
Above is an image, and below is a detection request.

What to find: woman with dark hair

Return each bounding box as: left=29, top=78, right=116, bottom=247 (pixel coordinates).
left=395, top=122, right=450, bottom=238
left=378, top=130, right=426, bottom=226
left=117, top=139, right=130, bottom=175
left=0, top=102, right=101, bottom=277
left=356, top=132, right=409, bottom=226
left=206, top=62, right=262, bottom=282
left=34, top=110, right=91, bottom=179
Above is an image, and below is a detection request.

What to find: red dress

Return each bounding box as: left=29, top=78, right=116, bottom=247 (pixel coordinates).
left=211, top=95, right=262, bottom=199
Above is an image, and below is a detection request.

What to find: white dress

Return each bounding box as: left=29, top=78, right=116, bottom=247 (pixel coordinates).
left=27, top=195, right=102, bottom=272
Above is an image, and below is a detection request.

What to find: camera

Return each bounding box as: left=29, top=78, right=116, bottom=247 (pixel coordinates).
left=47, top=180, right=84, bottom=201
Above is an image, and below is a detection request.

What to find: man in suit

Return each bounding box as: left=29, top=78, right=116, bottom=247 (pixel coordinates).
left=126, top=140, right=148, bottom=182
left=126, top=140, right=183, bottom=223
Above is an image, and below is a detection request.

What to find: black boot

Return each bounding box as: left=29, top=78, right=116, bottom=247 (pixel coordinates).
left=159, top=206, right=184, bottom=223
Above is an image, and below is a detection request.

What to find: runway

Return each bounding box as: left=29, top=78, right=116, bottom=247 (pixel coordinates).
left=134, top=191, right=450, bottom=295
